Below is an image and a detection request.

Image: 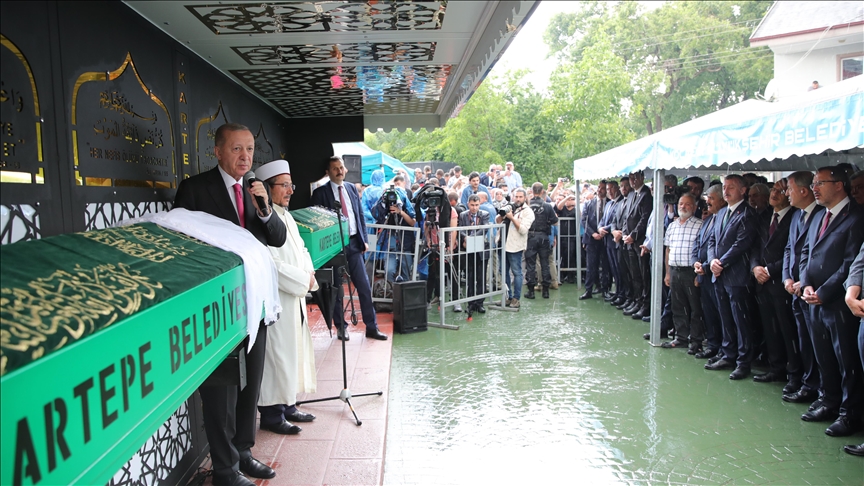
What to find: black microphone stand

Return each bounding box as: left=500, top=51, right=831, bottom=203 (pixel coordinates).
left=297, top=199, right=382, bottom=426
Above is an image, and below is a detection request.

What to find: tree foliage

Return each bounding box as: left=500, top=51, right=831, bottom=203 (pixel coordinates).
left=545, top=0, right=773, bottom=135
left=366, top=0, right=774, bottom=183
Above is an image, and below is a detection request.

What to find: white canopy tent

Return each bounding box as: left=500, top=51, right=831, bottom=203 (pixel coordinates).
left=572, top=76, right=864, bottom=344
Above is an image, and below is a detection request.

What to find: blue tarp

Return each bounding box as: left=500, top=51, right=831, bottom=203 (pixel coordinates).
left=332, top=142, right=414, bottom=185
left=574, top=77, right=864, bottom=179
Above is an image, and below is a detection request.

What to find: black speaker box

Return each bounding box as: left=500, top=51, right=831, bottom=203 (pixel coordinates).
left=342, top=154, right=362, bottom=184
left=393, top=280, right=428, bottom=334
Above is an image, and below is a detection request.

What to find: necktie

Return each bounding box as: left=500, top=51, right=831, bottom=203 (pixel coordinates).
left=721, top=207, right=732, bottom=232
left=598, top=199, right=604, bottom=222
left=769, top=212, right=778, bottom=238
left=338, top=185, right=349, bottom=219
left=818, top=210, right=832, bottom=239
left=233, top=183, right=245, bottom=228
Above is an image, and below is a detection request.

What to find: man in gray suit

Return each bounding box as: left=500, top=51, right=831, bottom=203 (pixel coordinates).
left=843, top=242, right=864, bottom=455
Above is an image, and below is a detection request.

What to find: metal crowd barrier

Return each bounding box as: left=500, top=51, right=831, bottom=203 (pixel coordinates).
left=366, top=223, right=421, bottom=304
left=556, top=216, right=582, bottom=287
left=428, top=223, right=508, bottom=330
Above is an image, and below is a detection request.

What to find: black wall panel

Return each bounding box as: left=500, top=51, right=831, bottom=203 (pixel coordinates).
left=1, top=0, right=364, bottom=241
left=0, top=1, right=363, bottom=484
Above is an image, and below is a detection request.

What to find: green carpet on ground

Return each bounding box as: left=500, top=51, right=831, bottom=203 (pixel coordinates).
left=384, top=286, right=864, bottom=485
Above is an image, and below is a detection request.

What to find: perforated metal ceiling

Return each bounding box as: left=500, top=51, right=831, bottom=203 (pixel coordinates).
left=125, top=1, right=538, bottom=131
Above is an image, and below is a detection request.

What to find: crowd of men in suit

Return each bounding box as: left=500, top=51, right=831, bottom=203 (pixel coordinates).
left=583, top=166, right=864, bottom=455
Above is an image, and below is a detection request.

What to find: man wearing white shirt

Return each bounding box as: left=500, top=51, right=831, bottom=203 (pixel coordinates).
left=310, top=156, right=387, bottom=341
left=173, top=123, right=286, bottom=486
left=781, top=171, right=825, bottom=406
left=502, top=161, right=523, bottom=190
left=751, top=178, right=801, bottom=390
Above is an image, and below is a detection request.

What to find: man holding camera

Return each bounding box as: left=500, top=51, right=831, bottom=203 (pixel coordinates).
left=496, top=187, right=534, bottom=308
left=525, top=182, right=559, bottom=299
left=371, top=182, right=417, bottom=284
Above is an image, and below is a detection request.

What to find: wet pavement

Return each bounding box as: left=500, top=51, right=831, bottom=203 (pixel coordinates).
left=384, top=287, right=864, bottom=485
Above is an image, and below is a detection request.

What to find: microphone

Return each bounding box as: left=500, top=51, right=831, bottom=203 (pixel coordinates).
left=243, top=171, right=269, bottom=216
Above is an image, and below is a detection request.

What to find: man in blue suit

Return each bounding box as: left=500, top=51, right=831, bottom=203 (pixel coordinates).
left=781, top=171, right=825, bottom=406
left=705, top=174, right=757, bottom=380
left=580, top=181, right=609, bottom=299
left=799, top=166, right=864, bottom=436
left=692, top=184, right=726, bottom=360
left=599, top=180, right=622, bottom=301
left=310, top=156, right=388, bottom=341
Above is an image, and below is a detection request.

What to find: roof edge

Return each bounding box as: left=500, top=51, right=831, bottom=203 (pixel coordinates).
left=750, top=20, right=864, bottom=44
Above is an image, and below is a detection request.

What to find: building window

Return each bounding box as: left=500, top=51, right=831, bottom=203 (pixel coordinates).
left=839, top=53, right=863, bottom=80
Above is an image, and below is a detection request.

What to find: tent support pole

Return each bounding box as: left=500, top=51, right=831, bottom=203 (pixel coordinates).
left=649, top=169, right=665, bottom=346
left=575, top=179, right=582, bottom=290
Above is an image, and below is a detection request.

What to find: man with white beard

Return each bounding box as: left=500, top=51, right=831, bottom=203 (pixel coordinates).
left=255, top=159, right=319, bottom=435
left=661, top=193, right=705, bottom=353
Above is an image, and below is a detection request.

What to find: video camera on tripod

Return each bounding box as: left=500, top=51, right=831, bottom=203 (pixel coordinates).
left=414, top=184, right=449, bottom=228
left=382, top=185, right=400, bottom=209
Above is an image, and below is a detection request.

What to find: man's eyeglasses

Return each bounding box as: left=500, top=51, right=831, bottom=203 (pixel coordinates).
left=270, top=182, right=295, bottom=190
left=810, top=180, right=839, bottom=189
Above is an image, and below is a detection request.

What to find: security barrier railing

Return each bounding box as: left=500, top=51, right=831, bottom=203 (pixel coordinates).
left=366, top=223, right=421, bottom=305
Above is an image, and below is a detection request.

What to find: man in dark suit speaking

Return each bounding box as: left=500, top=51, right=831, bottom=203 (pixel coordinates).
left=310, top=156, right=388, bottom=341
left=173, top=123, right=287, bottom=486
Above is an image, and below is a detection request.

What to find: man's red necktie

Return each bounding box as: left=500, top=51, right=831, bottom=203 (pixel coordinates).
left=768, top=212, right=778, bottom=238
left=338, top=185, right=350, bottom=219
left=233, top=183, right=245, bottom=228
left=818, top=210, right=832, bottom=239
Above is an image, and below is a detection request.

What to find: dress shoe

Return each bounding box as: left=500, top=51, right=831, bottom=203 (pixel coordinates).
left=260, top=419, right=301, bottom=435
left=285, top=410, right=316, bottom=423
left=705, top=359, right=735, bottom=370
left=612, top=297, right=627, bottom=307
left=643, top=331, right=669, bottom=340
left=212, top=472, right=256, bottom=486
left=661, top=339, right=688, bottom=349
left=525, top=288, right=535, bottom=299
left=239, top=457, right=276, bottom=479
left=542, top=286, right=550, bottom=299
left=477, top=305, right=486, bottom=313
left=631, top=307, right=647, bottom=320
left=808, top=398, right=824, bottom=412
left=694, top=348, right=718, bottom=360
left=753, top=372, right=786, bottom=383
left=623, top=304, right=639, bottom=316
left=366, top=329, right=388, bottom=340
left=729, top=367, right=750, bottom=380
left=826, top=415, right=862, bottom=437
left=781, top=388, right=819, bottom=404
left=687, top=345, right=703, bottom=355
left=579, top=291, right=593, bottom=300
left=615, top=299, right=631, bottom=309
left=782, top=380, right=802, bottom=395
left=843, top=443, right=864, bottom=456
left=336, top=327, right=349, bottom=341
left=603, top=292, right=615, bottom=301
left=801, top=405, right=839, bottom=423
